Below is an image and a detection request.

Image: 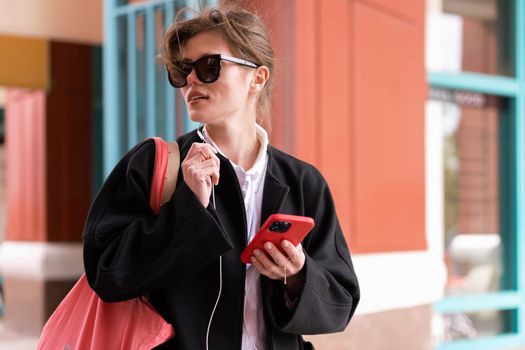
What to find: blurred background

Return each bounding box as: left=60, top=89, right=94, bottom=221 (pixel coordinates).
left=0, top=0, right=523, bottom=349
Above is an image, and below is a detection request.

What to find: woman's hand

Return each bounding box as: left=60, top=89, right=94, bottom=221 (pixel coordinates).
left=181, top=142, right=220, bottom=207
left=250, top=240, right=306, bottom=298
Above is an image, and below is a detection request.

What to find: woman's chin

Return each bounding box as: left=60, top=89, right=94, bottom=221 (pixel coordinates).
left=188, top=113, right=207, bottom=124
left=188, top=112, right=221, bottom=126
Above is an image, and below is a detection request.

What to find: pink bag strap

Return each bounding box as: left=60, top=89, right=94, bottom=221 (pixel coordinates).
left=149, top=137, right=180, bottom=215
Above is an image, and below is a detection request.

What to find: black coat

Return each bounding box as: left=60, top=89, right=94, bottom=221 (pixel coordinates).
left=83, top=129, right=360, bottom=350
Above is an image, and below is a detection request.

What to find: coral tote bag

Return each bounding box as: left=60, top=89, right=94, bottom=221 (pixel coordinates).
left=37, top=137, right=180, bottom=350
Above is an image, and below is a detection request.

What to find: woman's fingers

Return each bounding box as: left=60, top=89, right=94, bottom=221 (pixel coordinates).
left=254, top=245, right=285, bottom=277
left=199, top=160, right=220, bottom=185
left=184, top=144, right=220, bottom=181
left=185, top=159, right=220, bottom=183
left=281, top=241, right=305, bottom=269
left=186, top=143, right=218, bottom=163
left=263, top=243, right=289, bottom=269
left=250, top=254, right=275, bottom=278
left=182, top=142, right=221, bottom=206
left=250, top=241, right=305, bottom=281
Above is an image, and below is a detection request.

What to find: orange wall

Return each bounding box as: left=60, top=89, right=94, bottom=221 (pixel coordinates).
left=351, top=0, right=426, bottom=252
left=262, top=0, right=427, bottom=253
left=229, top=0, right=295, bottom=150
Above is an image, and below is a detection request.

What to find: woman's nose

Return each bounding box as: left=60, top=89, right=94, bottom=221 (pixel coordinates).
left=186, top=68, right=203, bottom=86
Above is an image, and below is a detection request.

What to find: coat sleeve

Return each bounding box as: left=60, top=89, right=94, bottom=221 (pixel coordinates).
left=82, top=140, right=233, bottom=302
left=263, top=168, right=360, bottom=335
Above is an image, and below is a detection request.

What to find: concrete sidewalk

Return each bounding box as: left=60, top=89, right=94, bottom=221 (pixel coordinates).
left=0, top=323, right=349, bottom=350
left=0, top=322, right=39, bottom=350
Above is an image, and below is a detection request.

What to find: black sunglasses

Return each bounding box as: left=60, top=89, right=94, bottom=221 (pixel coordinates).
left=166, top=54, right=261, bottom=88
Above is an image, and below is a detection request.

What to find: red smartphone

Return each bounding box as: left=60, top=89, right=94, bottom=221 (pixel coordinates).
left=240, top=213, right=315, bottom=264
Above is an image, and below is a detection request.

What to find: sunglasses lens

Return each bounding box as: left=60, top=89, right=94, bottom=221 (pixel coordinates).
left=168, top=55, right=221, bottom=88
left=195, top=55, right=221, bottom=83
left=169, top=63, right=192, bottom=88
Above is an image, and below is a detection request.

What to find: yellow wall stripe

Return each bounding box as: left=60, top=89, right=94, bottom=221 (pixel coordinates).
left=0, top=35, right=49, bottom=89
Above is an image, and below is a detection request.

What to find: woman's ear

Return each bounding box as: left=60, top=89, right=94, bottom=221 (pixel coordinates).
left=250, top=66, right=270, bottom=94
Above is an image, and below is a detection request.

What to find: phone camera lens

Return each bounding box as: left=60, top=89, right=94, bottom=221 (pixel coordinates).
left=269, top=221, right=291, bottom=233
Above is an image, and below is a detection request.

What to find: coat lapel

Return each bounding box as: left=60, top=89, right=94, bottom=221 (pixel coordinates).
left=260, top=148, right=290, bottom=226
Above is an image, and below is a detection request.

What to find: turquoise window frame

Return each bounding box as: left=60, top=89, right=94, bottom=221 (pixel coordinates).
left=430, top=0, right=525, bottom=349
left=103, top=0, right=218, bottom=177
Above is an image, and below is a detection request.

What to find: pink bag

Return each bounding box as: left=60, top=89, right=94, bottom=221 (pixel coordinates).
left=37, top=137, right=179, bottom=350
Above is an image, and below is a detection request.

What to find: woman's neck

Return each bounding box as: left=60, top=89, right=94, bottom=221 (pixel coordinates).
left=204, top=121, right=260, bottom=171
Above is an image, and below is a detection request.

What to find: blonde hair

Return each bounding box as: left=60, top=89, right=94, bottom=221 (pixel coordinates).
left=162, top=7, right=274, bottom=126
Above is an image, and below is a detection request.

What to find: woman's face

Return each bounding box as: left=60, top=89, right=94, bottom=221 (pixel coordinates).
left=179, top=31, right=254, bottom=125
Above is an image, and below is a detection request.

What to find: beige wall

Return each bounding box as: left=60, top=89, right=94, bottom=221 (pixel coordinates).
left=0, top=0, right=102, bottom=44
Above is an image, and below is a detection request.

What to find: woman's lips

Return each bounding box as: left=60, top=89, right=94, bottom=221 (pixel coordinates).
left=188, top=96, right=208, bottom=106
left=187, top=89, right=207, bottom=100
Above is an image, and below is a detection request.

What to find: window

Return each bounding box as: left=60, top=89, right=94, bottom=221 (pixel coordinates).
left=426, top=0, right=524, bottom=348
left=426, top=0, right=513, bottom=76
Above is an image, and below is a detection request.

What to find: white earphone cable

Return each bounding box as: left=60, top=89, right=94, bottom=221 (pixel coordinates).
left=199, top=127, right=223, bottom=350
left=206, top=254, right=222, bottom=350
left=200, top=125, right=259, bottom=350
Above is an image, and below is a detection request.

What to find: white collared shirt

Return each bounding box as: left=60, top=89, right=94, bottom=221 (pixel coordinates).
left=203, top=125, right=269, bottom=350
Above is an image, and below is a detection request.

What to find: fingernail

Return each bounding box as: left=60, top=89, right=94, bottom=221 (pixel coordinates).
left=282, top=240, right=289, bottom=247
left=265, top=242, right=272, bottom=250
left=254, top=250, right=261, bottom=256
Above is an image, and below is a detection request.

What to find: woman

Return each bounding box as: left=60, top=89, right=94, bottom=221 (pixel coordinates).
left=83, top=6, right=359, bottom=350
